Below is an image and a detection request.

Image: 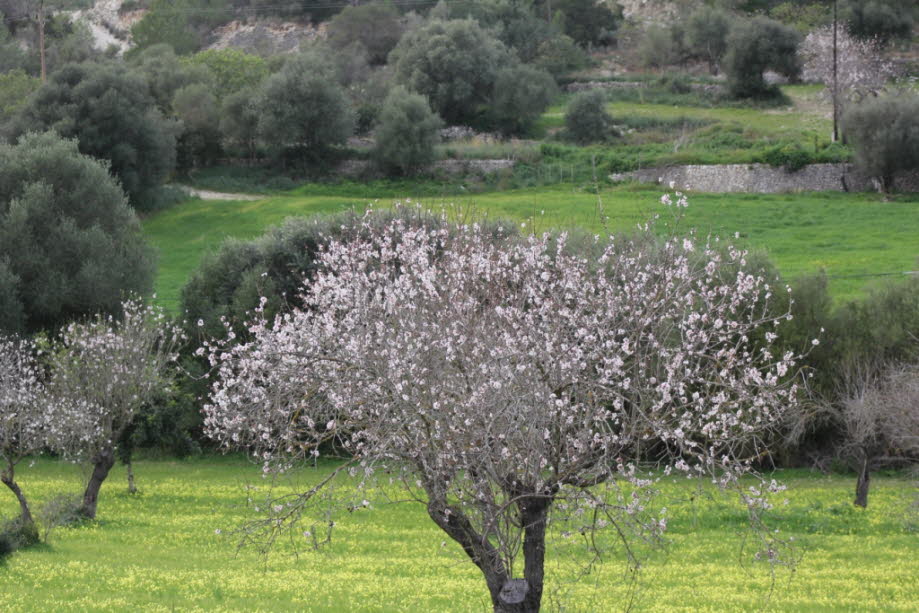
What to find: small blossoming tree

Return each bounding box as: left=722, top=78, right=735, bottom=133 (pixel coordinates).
left=798, top=25, right=895, bottom=137
left=205, top=204, right=801, bottom=612
left=0, top=335, right=49, bottom=529
left=48, top=300, right=183, bottom=519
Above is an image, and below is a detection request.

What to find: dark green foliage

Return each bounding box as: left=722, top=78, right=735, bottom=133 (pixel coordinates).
left=759, top=143, right=813, bottom=172
left=350, top=67, right=394, bottom=136
left=554, top=0, right=621, bottom=48
left=724, top=17, right=801, bottom=99
left=372, top=87, right=442, bottom=176
left=0, top=70, right=39, bottom=126
left=843, top=93, right=919, bottom=191
left=686, top=6, right=732, bottom=73
left=0, top=132, right=155, bottom=334
left=129, top=44, right=215, bottom=113
left=841, top=0, right=914, bottom=46
left=182, top=210, right=436, bottom=340
left=257, top=52, right=355, bottom=162
left=219, top=88, right=260, bottom=158
left=490, top=64, right=558, bottom=136
left=532, top=34, right=587, bottom=78
left=173, top=83, right=221, bottom=170
left=326, top=2, right=403, bottom=66
left=390, top=19, right=510, bottom=125
left=564, top=90, right=615, bottom=144
left=16, top=61, right=180, bottom=209
left=639, top=25, right=679, bottom=70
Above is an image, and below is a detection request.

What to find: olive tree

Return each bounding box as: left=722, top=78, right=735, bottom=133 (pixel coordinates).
left=724, top=17, right=801, bottom=99
left=0, top=132, right=155, bottom=335
left=564, top=90, right=614, bottom=144
left=15, top=61, right=180, bottom=209
left=390, top=19, right=509, bottom=125
left=48, top=300, right=183, bottom=519
left=843, top=92, right=919, bottom=192
left=0, top=335, right=49, bottom=530
left=489, top=64, right=557, bottom=137
left=372, top=86, right=442, bottom=176
left=205, top=203, right=802, bottom=612
left=686, top=6, right=732, bottom=74
left=258, top=53, right=354, bottom=162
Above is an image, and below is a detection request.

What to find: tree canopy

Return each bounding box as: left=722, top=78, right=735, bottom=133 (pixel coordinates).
left=0, top=132, right=155, bottom=334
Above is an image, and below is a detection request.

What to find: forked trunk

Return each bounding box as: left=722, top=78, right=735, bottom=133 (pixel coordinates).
left=492, top=499, right=550, bottom=613
left=1, top=466, right=34, bottom=526
left=80, top=448, right=116, bottom=519
left=427, top=492, right=552, bottom=613
left=854, top=454, right=870, bottom=508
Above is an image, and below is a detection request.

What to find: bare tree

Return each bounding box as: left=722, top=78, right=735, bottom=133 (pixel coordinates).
left=799, top=24, right=895, bottom=140
left=0, top=335, right=49, bottom=528
left=839, top=362, right=919, bottom=508
left=205, top=203, right=802, bottom=612
left=48, top=299, right=183, bottom=519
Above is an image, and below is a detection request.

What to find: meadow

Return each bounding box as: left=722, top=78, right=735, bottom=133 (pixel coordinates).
left=1, top=458, right=916, bottom=612
left=143, top=183, right=919, bottom=313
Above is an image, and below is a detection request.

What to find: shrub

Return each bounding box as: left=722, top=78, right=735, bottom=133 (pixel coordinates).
left=489, top=64, right=558, bottom=136
left=843, top=92, right=919, bottom=192
left=372, top=87, right=443, bottom=176
left=564, top=90, right=615, bottom=144
left=759, top=143, right=812, bottom=172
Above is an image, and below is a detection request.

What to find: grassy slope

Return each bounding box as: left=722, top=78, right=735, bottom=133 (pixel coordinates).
left=0, top=459, right=916, bottom=612
left=143, top=185, right=919, bottom=312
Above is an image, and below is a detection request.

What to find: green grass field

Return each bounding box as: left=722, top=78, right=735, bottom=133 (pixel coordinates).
left=1, top=458, right=916, bottom=612
left=143, top=184, right=919, bottom=313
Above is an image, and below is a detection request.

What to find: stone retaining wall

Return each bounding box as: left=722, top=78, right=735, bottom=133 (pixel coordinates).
left=610, top=163, right=919, bottom=193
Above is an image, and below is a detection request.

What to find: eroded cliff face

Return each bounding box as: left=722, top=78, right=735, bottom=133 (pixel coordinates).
left=616, top=0, right=691, bottom=24
left=66, top=0, right=320, bottom=56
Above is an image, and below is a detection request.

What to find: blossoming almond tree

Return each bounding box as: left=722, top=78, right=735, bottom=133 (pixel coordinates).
left=205, top=204, right=801, bottom=612
left=48, top=300, right=183, bottom=519
left=799, top=25, right=895, bottom=138
left=0, top=335, right=49, bottom=528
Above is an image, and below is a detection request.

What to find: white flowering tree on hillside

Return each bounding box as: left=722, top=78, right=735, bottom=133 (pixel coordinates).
left=48, top=300, right=183, bottom=519
left=0, top=335, right=49, bottom=528
left=799, top=25, right=895, bottom=140
left=205, top=203, right=801, bottom=613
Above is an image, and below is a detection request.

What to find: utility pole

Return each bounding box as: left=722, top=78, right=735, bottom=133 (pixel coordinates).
left=832, top=0, right=839, bottom=142
left=37, top=0, right=47, bottom=82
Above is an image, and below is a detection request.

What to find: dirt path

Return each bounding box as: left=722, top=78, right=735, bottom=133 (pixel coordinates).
left=177, top=185, right=263, bottom=201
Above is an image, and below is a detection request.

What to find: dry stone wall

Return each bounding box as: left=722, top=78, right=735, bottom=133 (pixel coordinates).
left=610, top=163, right=919, bottom=193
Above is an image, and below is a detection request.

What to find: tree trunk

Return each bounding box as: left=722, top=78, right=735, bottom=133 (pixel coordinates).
left=80, top=448, right=116, bottom=519
left=492, top=498, right=550, bottom=613
left=126, top=460, right=137, bottom=494
left=1, top=464, right=34, bottom=526
left=854, top=454, right=870, bottom=508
